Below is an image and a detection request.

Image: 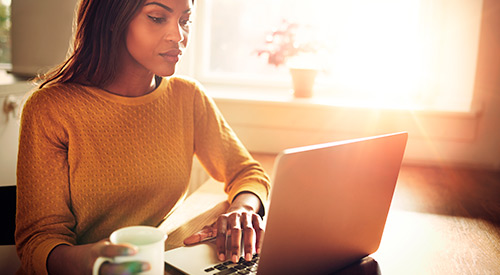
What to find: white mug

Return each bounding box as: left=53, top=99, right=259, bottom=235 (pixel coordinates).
left=93, top=226, right=167, bottom=275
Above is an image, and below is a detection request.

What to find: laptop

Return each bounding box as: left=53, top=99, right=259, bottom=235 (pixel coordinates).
left=164, top=132, right=408, bottom=275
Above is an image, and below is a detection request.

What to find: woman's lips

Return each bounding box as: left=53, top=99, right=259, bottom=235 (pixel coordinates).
left=160, top=49, right=182, bottom=63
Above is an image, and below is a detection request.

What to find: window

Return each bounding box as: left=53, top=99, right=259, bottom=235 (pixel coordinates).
left=0, top=0, right=10, bottom=66
left=186, top=0, right=483, bottom=112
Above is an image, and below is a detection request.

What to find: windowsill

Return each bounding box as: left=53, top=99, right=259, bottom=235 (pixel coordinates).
left=0, top=68, right=32, bottom=84
left=203, top=83, right=482, bottom=119
left=0, top=71, right=35, bottom=97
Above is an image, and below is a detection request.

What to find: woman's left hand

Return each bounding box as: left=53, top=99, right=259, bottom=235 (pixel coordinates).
left=183, top=192, right=264, bottom=263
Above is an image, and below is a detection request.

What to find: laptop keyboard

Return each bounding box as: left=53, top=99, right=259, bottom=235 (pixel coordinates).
left=203, top=254, right=259, bottom=275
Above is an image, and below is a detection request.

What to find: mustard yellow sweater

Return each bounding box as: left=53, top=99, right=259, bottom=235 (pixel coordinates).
left=15, top=76, right=270, bottom=275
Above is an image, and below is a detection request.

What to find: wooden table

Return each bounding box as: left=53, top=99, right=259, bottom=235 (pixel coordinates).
left=161, top=153, right=500, bottom=274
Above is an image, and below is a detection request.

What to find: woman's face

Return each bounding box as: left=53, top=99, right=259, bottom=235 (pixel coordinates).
left=122, top=0, right=193, bottom=77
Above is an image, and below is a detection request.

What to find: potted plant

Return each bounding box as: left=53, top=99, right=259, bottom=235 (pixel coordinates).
left=257, top=20, right=323, bottom=98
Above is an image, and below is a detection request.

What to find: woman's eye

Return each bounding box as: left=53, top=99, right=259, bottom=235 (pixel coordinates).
left=180, top=19, right=193, bottom=28
left=148, top=15, right=166, bottom=24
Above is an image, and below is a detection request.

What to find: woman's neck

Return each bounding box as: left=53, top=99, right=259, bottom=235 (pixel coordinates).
left=102, top=71, right=158, bottom=97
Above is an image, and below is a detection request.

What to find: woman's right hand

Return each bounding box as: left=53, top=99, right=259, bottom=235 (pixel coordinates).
left=47, top=240, right=151, bottom=275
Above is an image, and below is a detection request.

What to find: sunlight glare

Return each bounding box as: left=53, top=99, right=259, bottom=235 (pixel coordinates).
left=312, top=0, right=423, bottom=108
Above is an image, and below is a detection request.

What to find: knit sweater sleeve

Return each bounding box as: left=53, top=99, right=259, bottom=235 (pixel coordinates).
left=15, top=87, right=76, bottom=275
left=186, top=79, right=271, bottom=214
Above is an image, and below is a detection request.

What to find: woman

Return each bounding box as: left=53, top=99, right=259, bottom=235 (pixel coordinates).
left=15, top=0, right=271, bottom=274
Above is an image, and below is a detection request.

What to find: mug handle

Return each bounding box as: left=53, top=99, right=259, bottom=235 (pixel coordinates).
left=93, top=257, right=112, bottom=275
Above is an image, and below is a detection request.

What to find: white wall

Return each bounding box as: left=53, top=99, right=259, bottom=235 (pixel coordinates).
left=0, top=82, right=33, bottom=186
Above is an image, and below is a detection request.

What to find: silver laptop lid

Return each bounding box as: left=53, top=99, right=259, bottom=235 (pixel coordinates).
left=257, top=132, right=408, bottom=275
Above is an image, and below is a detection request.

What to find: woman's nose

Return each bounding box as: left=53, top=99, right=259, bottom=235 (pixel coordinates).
left=165, top=23, right=184, bottom=43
